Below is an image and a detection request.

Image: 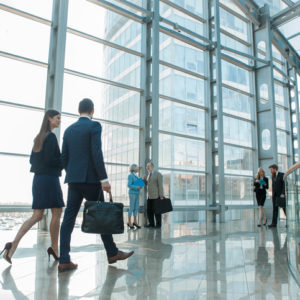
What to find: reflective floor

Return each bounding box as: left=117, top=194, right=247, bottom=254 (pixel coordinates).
left=0, top=214, right=299, bottom=299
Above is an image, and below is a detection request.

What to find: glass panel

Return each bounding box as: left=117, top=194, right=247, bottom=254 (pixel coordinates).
left=278, top=154, right=288, bottom=172
left=62, top=73, right=140, bottom=125
left=68, top=0, right=142, bottom=52
left=223, top=116, right=253, bottom=147
left=0, top=155, right=33, bottom=205
left=102, top=124, right=139, bottom=165
left=160, top=65, right=205, bottom=106
left=160, top=33, right=205, bottom=75
left=160, top=3, right=204, bottom=35
left=0, top=106, right=44, bottom=154
left=274, top=83, right=285, bottom=105
left=0, top=57, right=47, bottom=107
left=224, top=145, right=253, bottom=176
left=276, top=107, right=288, bottom=130
left=159, top=134, right=205, bottom=172
left=222, top=87, right=253, bottom=120
left=224, top=176, right=253, bottom=205
left=262, top=129, right=271, bottom=151
left=159, top=99, right=205, bottom=138
left=222, top=60, right=251, bottom=93
left=277, top=130, right=288, bottom=154
left=65, top=33, right=141, bottom=88
left=161, top=171, right=206, bottom=206
left=165, top=0, right=204, bottom=16
left=220, top=7, right=249, bottom=42
left=0, top=10, right=50, bottom=62
left=0, top=0, right=53, bottom=19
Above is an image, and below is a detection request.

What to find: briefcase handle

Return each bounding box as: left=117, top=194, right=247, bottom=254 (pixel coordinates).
left=97, top=191, right=113, bottom=203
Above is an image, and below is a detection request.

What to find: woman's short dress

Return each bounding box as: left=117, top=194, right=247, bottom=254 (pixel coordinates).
left=32, top=174, right=64, bottom=209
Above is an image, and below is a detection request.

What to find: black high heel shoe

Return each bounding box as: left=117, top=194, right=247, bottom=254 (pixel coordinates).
left=263, top=219, right=267, bottom=226
left=0, top=243, right=13, bottom=264
left=127, top=223, right=134, bottom=229
left=133, top=223, right=141, bottom=229
left=47, top=247, right=59, bottom=261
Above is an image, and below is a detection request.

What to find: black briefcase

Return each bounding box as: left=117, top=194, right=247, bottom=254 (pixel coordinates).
left=81, top=193, right=124, bottom=234
left=276, top=196, right=286, bottom=208
left=153, top=197, right=173, bottom=214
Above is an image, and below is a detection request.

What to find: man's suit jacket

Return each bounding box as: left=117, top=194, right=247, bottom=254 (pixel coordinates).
left=62, top=117, right=107, bottom=183
left=272, top=172, right=285, bottom=198
left=144, top=171, right=164, bottom=200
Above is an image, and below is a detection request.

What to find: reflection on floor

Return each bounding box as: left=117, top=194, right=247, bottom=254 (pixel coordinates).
left=0, top=217, right=299, bottom=299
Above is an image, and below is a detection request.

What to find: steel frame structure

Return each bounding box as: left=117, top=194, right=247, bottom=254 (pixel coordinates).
left=1, top=0, right=300, bottom=223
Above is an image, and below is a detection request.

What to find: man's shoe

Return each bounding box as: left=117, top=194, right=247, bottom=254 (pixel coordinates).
left=268, top=224, right=277, bottom=228
left=108, top=251, right=134, bottom=264
left=58, top=262, right=78, bottom=273
left=145, top=224, right=155, bottom=228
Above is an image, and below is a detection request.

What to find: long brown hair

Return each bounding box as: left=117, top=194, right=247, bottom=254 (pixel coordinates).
left=256, top=167, right=266, bottom=179
left=33, top=109, right=60, bottom=152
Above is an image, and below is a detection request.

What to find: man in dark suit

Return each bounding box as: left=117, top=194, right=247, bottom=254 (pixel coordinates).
left=58, top=98, right=134, bottom=272
left=268, top=164, right=286, bottom=228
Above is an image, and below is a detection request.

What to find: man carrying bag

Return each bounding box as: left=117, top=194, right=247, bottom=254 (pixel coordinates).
left=143, top=162, right=172, bottom=228
left=58, top=99, right=134, bottom=272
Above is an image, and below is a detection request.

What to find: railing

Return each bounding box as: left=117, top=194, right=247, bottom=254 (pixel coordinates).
left=284, top=162, right=300, bottom=286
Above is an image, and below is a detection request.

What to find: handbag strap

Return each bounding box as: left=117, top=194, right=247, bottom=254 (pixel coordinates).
left=97, top=191, right=113, bottom=203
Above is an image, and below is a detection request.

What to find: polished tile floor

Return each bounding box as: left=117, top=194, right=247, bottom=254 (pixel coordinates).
left=0, top=216, right=299, bottom=299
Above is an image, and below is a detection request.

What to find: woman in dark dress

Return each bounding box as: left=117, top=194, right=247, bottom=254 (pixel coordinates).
left=1, top=110, right=64, bottom=264
left=254, top=167, right=269, bottom=227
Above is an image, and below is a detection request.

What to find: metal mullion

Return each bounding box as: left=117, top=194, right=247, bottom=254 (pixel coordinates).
left=273, top=64, right=292, bottom=82
left=276, top=127, right=290, bottom=135
left=87, top=0, right=144, bottom=23
left=105, top=162, right=130, bottom=167
left=222, top=83, right=254, bottom=97
left=63, top=68, right=143, bottom=93
left=219, top=28, right=251, bottom=47
left=274, top=78, right=289, bottom=87
left=0, top=4, right=52, bottom=26
left=67, top=27, right=144, bottom=57
left=219, top=2, right=249, bottom=23
left=0, top=51, right=48, bottom=68
left=275, top=103, right=289, bottom=111
left=0, top=100, right=44, bottom=112
left=159, top=167, right=206, bottom=175
left=0, top=152, right=30, bottom=158
left=223, top=172, right=254, bottom=179
left=221, top=53, right=254, bottom=71
left=222, top=112, right=255, bottom=124
left=159, top=94, right=208, bottom=111
left=221, top=45, right=269, bottom=65
left=113, top=0, right=151, bottom=16
left=61, top=111, right=140, bottom=130
left=160, top=17, right=214, bottom=45
left=159, top=60, right=207, bottom=80
left=160, top=0, right=206, bottom=24
left=159, top=25, right=209, bottom=51
left=159, top=130, right=206, bottom=142
left=223, top=142, right=255, bottom=151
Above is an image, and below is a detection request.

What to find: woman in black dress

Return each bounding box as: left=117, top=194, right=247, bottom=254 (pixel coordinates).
left=254, top=167, right=269, bottom=227
left=1, top=110, right=64, bottom=264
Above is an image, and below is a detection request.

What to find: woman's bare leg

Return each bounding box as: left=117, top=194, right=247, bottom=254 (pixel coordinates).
left=9, top=209, right=44, bottom=258
left=50, top=208, right=62, bottom=255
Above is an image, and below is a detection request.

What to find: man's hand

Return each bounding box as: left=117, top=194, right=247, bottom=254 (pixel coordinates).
left=137, top=186, right=141, bottom=190
left=159, top=196, right=164, bottom=200
left=102, top=181, right=111, bottom=193
left=280, top=194, right=285, bottom=198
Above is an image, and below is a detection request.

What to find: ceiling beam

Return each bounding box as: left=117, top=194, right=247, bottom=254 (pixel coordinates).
left=271, top=1, right=300, bottom=27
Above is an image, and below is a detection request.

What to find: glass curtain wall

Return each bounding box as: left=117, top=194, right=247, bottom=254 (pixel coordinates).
left=0, top=0, right=299, bottom=211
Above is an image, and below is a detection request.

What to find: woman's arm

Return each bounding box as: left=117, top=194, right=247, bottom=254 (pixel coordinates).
left=128, top=174, right=139, bottom=190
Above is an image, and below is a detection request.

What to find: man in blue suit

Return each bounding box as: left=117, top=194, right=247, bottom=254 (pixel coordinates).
left=58, top=98, right=134, bottom=272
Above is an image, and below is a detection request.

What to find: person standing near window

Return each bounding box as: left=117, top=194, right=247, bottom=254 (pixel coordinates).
left=127, top=164, right=143, bottom=229
left=1, top=110, right=64, bottom=264
left=254, top=167, right=268, bottom=227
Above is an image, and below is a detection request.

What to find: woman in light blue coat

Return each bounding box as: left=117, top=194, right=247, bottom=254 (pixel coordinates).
left=127, top=164, right=143, bottom=229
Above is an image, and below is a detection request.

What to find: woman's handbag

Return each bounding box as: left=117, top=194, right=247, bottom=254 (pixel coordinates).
left=153, top=197, right=173, bottom=214
left=81, top=192, right=124, bottom=234
left=276, top=196, right=286, bottom=208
